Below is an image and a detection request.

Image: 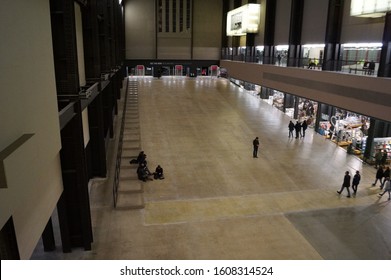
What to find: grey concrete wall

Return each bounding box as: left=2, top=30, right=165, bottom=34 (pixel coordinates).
left=341, top=0, right=385, bottom=43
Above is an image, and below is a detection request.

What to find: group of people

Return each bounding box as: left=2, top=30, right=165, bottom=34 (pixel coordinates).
left=130, top=151, right=165, bottom=182
left=363, top=61, right=376, bottom=75
left=307, top=58, right=319, bottom=69
left=337, top=166, right=391, bottom=200
left=373, top=166, right=391, bottom=200
left=337, top=170, right=362, bottom=198
left=374, top=150, right=388, bottom=169
left=253, top=119, right=390, bottom=201
left=288, top=120, right=308, bottom=139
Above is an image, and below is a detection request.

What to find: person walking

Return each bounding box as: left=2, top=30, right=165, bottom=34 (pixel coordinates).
left=301, top=120, right=308, bottom=138
left=378, top=177, right=391, bottom=200
left=372, top=166, right=384, bottom=187
left=374, top=150, right=382, bottom=168
left=253, top=137, right=260, bottom=158
left=380, top=166, right=390, bottom=189
left=351, top=170, right=361, bottom=195
left=337, top=171, right=351, bottom=198
left=288, top=120, right=295, bottom=138
left=381, top=151, right=388, bottom=166
left=294, top=121, right=301, bottom=139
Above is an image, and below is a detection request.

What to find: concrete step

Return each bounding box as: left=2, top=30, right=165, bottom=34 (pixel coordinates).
left=122, top=148, right=140, bottom=158
left=124, top=119, right=139, bottom=124
left=121, top=158, right=139, bottom=168
left=124, top=127, right=140, bottom=132
left=115, top=192, right=145, bottom=210
left=122, top=142, right=140, bottom=150
left=120, top=170, right=138, bottom=180
left=125, top=112, right=138, bottom=116
left=123, top=134, right=140, bottom=141
left=118, top=180, right=143, bottom=193
left=124, top=122, right=140, bottom=127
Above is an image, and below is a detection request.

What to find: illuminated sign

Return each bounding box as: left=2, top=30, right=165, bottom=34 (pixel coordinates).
left=227, top=4, right=261, bottom=36
left=350, top=0, right=391, bottom=18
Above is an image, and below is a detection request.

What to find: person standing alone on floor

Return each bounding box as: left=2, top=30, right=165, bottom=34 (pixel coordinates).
left=288, top=120, right=295, bottom=138
left=301, top=120, right=308, bottom=138
left=337, top=171, right=351, bottom=198
left=253, top=137, right=259, bottom=158
left=351, top=170, right=361, bottom=195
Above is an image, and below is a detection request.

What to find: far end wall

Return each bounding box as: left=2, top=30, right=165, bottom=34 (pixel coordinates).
left=125, top=0, right=222, bottom=60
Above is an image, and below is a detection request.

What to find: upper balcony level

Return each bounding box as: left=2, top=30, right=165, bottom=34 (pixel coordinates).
left=219, top=58, right=391, bottom=123
left=221, top=44, right=383, bottom=76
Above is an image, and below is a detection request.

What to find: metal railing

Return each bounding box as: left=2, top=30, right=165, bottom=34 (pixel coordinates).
left=112, top=79, right=131, bottom=208
left=221, top=53, right=379, bottom=76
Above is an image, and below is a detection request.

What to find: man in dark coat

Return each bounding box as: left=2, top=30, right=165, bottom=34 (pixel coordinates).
left=352, top=170, right=361, bottom=195
left=294, top=121, right=301, bottom=139
left=337, top=171, right=351, bottom=198
left=372, top=166, right=384, bottom=186
left=288, top=120, right=295, bottom=138
left=301, top=120, right=308, bottom=138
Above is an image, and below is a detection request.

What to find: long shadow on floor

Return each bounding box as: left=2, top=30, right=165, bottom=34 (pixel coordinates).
left=285, top=200, right=391, bottom=259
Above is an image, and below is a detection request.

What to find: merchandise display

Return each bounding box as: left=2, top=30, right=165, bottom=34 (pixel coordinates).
left=298, top=99, right=317, bottom=127
left=285, top=108, right=294, bottom=119
left=371, top=137, right=391, bottom=165
left=320, top=112, right=370, bottom=156
left=272, top=90, right=284, bottom=111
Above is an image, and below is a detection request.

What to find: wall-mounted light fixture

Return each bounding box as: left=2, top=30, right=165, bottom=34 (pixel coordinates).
left=350, top=0, right=391, bottom=18
left=226, top=4, right=261, bottom=36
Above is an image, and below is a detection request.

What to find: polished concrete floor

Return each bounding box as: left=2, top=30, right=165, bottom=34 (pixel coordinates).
left=32, top=76, right=391, bottom=260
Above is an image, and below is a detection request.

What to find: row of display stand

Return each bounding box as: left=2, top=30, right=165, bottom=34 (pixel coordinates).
left=130, top=64, right=221, bottom=77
